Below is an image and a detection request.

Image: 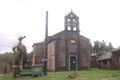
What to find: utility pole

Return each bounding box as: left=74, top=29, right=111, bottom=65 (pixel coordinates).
left=43, top=11, right=48, bottom=75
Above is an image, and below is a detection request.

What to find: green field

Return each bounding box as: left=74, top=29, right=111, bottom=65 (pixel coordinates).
left=1, top=68, right=120, bottom=80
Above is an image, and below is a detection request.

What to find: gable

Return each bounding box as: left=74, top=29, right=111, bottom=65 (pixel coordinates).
left=80, top=35, right=90, bottom=48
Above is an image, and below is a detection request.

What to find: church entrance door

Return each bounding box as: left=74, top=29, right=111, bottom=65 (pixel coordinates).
left=69, top=55, right=76, bottom=70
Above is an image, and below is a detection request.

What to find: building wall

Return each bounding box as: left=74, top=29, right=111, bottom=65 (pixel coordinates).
left=47, top=41, right=56, bottom=71
left=65, top=31, right=80, bottom=68
left=32, top=43, right=45, bottom=65
left=91, top=55, right=97, bottom=67
left=79, top=36, right=91, bottom=69
left=0, top=65, right=6, bottom=74
left=55, top=35, right=66, bottom=70
left=32, top=34, right=91, bottom=71
left=112, top=51, right=120, bottom=69
left=54, top=32, right=91, bottom=71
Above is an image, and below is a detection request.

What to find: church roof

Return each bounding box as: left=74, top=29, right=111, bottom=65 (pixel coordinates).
left=33, top=41, right=45, bottom=47
left=32, top=31, right=65, bottom=46
left=33, top=30, right=90, bottom=47
left=46, top=30, right=90, bottom=43
left=79, top=35, right=89, bottom=41
left=46, top=30, right=65, bottom=42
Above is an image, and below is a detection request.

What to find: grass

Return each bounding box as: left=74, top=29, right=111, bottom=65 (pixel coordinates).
left=0, top=73, right=13, bottom=80
left=1, top=68, right=120, bottom=80
left=20, top=69, right=32, bottom=74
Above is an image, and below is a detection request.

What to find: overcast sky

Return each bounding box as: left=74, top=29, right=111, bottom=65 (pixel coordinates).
left=0, top=0, right=120, bottom=53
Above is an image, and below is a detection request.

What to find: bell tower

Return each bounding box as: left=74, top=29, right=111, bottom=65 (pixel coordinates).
left=65, top=11, right=80, bottom=33
left=64, top=11, right=80, bottom=71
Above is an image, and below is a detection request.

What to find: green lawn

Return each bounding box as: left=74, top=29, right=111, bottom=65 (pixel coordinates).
left=1, top=68, right=120, bottom=80
left=0, top=73, right=13, bottom=80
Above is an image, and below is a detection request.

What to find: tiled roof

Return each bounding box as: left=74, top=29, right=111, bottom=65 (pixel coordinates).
left=97, top=52, right=112, bottom=60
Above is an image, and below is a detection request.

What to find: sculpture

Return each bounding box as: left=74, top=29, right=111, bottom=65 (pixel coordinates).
left=13, top=36, right=27, bottom=70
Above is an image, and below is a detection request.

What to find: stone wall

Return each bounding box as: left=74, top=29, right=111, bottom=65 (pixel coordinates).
left=47, top=41, right=56, bottom=71
left=79, top=36, right=91, bottom=69
left=112, top=50, right=120, bottom=69
left=55, top=35, right=66, bottom=70
left=32, top=42, right=45, bottom=65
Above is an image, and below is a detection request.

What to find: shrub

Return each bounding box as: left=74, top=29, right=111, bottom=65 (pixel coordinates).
left=68, top=72, right=79, bottom=79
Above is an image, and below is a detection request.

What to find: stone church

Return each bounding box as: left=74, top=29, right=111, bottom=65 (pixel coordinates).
left=32, top=11, right=92, bottom=71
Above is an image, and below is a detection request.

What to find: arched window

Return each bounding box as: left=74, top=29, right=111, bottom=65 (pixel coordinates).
left=70, top=40, right=75, bottom=44
left=68, top=26, right=71, bottom=30
left=73, top=27, right=76, bottom=31
left=69, top=39, right=76, bottom=53
left=67, top=19, right=70, bottom=21
left=73, top=19, right=76, bottom=27
left=67, top=19, right=71, bottom=26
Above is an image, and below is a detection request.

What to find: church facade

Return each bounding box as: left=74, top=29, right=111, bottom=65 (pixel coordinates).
left=32, top=11, right=92, bottom=71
